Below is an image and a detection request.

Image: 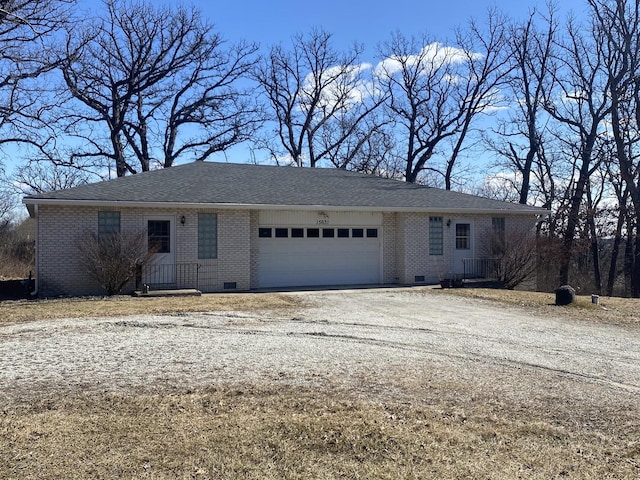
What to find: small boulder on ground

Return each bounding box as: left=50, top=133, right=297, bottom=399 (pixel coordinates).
left=555, top=285, right=576, bottom=305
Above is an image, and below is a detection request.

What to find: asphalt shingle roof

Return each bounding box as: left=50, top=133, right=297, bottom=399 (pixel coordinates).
left=24, top=161, right=545, bottom=214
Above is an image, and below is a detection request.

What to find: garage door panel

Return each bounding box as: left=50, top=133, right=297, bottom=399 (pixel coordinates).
left=258, top=235, right=381, bottom=288
left=260, top=239, right=377, bottom=256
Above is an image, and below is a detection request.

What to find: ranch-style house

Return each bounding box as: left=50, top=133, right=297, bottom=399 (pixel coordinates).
left=23, top=161, right=546, bottom=296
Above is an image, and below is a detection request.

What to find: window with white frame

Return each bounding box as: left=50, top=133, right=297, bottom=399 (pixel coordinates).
left=429, top=216, right=443, bottom=255
left=198, top=213, right=217, bottom=259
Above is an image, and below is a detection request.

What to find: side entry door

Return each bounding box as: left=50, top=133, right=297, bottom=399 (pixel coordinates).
left=144, top=216, right=176, bottom=286
left=452, top=219, right=473, bottom=276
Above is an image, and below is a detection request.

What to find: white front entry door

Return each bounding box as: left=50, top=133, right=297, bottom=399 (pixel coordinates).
left=144, top=215, right=176, bottom=286
left=452, top=219, right=473, bottom=276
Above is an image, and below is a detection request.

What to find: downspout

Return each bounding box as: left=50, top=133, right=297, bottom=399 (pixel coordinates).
left=30, top=203, right=39, bottom=297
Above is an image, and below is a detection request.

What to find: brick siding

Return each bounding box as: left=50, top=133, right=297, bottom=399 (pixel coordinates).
left=35, top=205, right=538, bottom=296
left=382, top=213, right=397, bottom=283
left=36, top=206, right=252, bottom=296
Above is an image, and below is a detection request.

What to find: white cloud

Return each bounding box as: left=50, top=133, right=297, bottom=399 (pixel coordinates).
left=374, top=42, right=483, bottom=78
left=294, top=41, right=487, bottom=117
left=299, top=62, right=377, bottom=115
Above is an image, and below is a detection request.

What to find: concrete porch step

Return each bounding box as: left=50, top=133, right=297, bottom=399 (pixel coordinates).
left=132, top=288, right=202, bottom=298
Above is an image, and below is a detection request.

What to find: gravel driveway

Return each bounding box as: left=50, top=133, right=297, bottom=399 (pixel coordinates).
left=1, top=289, right=639, bottom=412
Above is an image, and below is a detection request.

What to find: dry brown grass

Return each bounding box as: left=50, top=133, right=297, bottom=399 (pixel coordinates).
left=2, top=288, right=639, bottom=478
left=4, top=286, right=638, bottom=327
left=0, top=254, right=33, bottom=280
left=428, top=287, right=640, bottom=325
left=0, top=293, right=301, bottom=326
left=2, top=384, right=638, bottom=479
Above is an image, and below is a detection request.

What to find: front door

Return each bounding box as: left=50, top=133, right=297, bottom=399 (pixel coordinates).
left=452, top=219, right=473, bottom=276
left=145, top=216, right=176, bottom=286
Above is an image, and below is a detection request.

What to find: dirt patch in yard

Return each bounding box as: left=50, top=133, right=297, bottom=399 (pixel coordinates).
left=3, top=286, right=638, bottom=327
left=0, top=293, right=301, bottom=326
left=428, top=287, right=640, bottom=325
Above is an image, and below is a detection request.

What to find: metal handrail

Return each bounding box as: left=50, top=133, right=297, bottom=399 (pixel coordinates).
left=462, top=257, right=500, bottom=280
left=136, top=262, right=200, bottom=290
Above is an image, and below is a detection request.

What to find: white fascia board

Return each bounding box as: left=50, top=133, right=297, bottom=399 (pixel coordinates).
left=25, top=203, right=36, bottom=218
left=22, top=197, right=548, bottom=216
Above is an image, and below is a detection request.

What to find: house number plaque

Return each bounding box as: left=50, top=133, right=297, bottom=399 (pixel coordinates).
left=317, top=212, right=329, bottom=225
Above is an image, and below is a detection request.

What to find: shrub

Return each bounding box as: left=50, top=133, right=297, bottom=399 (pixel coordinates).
left=76, top=229, right=154, bottom=295
left=487, top=229, right=538, bottom=290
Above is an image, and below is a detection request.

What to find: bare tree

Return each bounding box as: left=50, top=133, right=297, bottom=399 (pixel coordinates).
left=445, top=12, right=513, bottom=189
left=590, top=0, right=640, bottom=295
left=255, top=28, right=385, bottom=168
left=320, top=109, right=394, bottom=171
left=540, top=12, right=612, bottom=286
left=0, top=0, right=73, bottom=153
left=486, top=5, right=558, bottom=205
left=0, top=186, right=15, bottom=231
left=377, top=10, right=511, bottom=187
left=473, top=174, right=522, bottom=203
left=60, top=0, right=260, bottom=177
left=604, top=169, right=630, bottom=296
left=13, top=160, right=93, bottom=195
left=159, top=37, right=262, bottom=169
left=341, top=118, right=402, bottom=177
left=377, top=33, right=459, bottom=184
left=584, top=167, right=609, bottom=294
left=0, top=165, right=19, bottom=231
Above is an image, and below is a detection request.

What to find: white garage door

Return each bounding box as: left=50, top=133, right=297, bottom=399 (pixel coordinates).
left=258, top=226, right=382, bottom=288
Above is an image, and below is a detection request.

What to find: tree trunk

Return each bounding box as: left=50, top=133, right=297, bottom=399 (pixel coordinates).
left=633, top=227, right=640, bottom=298
left=589, top=230, right=602, bottom=294
left=586, top=183, right=602, bottom=294
left=623, top=224, right=634, bottom=297
left=112, top=132, right=129, bottom=178
left=519, top=142, right=538, bottom=204
left=558, top=154, right=592, bottom=285
left=606, top=212, right=625, bottom=296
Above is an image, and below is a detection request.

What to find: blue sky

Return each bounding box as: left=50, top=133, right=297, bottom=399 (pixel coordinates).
left=198, top=0, right=587, bottom=57
left=199, top=0, right=588, bottom=169
left=3, top=0, right=590, bottom=212
left=74, top=0, right=588, bottom=59
left=8, top=0, right=590, bottom=179
left=160, top=0, right=587, bottom=167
